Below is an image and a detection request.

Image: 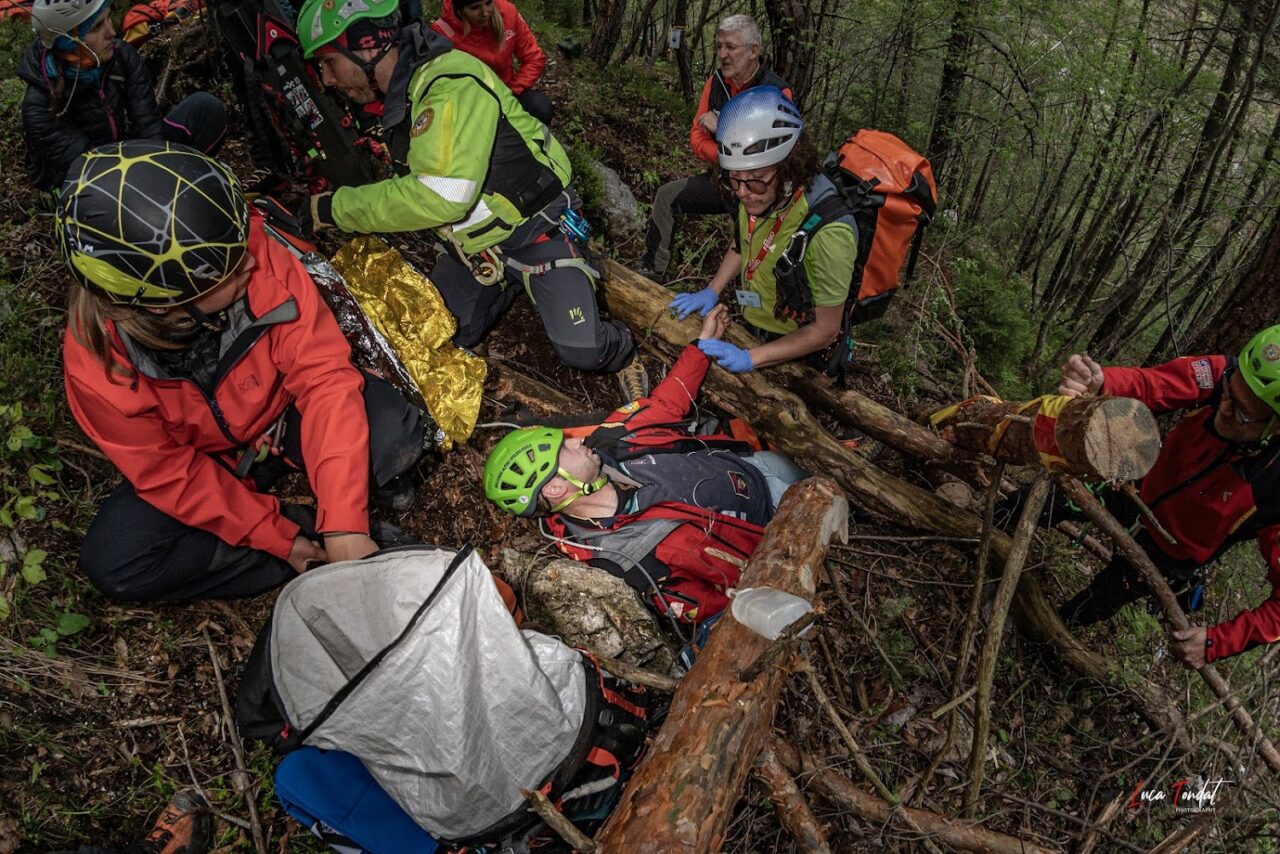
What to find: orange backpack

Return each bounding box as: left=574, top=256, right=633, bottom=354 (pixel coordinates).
left=773, top=129, right=937, bottom=377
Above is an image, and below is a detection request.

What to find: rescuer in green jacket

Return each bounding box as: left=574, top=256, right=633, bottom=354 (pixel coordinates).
left=295, top=0, right=640, bottom=381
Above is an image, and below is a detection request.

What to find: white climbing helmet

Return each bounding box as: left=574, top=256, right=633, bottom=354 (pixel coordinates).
left=31, top=0, right=108, bottom=46
left=716, top=86, right=804, bottom=171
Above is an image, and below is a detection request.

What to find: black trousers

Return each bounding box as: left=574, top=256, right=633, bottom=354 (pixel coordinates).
left=161, top=92, right=228, bottom=156
left=79, top=374, right=423, bottom=603
left=516, top=88, right=554, bottom=125
left=1000, top=482, right=1208, bottom=623
left=431, top=232, right=635, bottom=372
left=641, top=171, right=731, bottom=275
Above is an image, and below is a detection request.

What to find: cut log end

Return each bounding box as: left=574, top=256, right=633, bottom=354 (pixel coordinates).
left=1082, top=397, right=1161, bottom=481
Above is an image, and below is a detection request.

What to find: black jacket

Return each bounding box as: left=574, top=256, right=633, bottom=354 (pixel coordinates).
left=18, top=39, right=164, bottom=190
left=706, top=62, right=792, bottom=113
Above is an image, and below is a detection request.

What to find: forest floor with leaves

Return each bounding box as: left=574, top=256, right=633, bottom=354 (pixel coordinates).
left=1, top=14, right=1278, bottom=854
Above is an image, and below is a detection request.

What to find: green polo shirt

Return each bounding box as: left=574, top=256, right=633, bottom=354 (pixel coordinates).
left=735, top=189, right=857, bottom=335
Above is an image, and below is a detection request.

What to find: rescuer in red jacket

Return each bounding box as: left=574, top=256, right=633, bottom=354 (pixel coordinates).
left=431, top=0, right=552, bottom=123
left=58, top=141, right=424, bottom=602
left=1057, top=326, right=1280, bottom=668
left=639, top=14, right=792, bottom=279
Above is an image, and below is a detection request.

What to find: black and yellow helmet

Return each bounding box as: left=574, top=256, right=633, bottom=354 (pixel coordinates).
left=57, top=141, right=250, bottom=307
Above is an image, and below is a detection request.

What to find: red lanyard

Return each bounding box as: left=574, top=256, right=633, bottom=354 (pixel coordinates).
left=744, top=187, right=805, bottom=282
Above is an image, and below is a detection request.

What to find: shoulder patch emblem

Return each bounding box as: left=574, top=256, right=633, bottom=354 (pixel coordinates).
left=1264, top=343, right=1280, bottom=364
left=618, top=401, right=640, bottom=413
left=728, top=470, right=749, bottom=498
left=410, top=108, right=434, bottom=137
left=1192, top=358, right=1214, bottom=390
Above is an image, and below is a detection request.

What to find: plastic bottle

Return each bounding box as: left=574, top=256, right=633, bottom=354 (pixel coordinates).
left=730, top=587, right=813, bottom=641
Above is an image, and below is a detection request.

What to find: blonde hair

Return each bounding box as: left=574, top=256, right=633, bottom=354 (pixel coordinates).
left=461, top=1, right=505, bottom=49
left=67, top=284, right=192, bottom=382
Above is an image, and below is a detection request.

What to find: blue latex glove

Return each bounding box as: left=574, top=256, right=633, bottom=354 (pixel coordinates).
left=698, top=339, right=754, bottom=373
left=668, top=287, right=719, bottom=320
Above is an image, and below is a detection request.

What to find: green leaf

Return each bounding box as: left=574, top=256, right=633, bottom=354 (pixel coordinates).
left=6, top=425, right=34, bottom=452
left=0, top=507, right=12, bottom=527
left=21, top=549, right=46, bottom=582
left=0, top=593, right=10, bottom=620
left=55, top=612, right=91, bottom=637
left=13, top=496, right=42, bottom=522
left=28, top=465, right=54, bottom=487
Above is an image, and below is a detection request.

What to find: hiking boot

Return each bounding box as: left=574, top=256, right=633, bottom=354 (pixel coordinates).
left=617, top=357, right=650, bottom=404
left=137, top=789, right=212, bottom=854
left=370, top=519, right=421, bottom=550
left=372, top=473, right=416, bottom=513
left=1059, top=562, right=1147, bottom=627
left=838, top=429, right=885, bottom=462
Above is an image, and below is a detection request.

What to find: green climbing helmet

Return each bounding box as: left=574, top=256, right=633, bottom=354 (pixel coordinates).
left=1238, top=325, right=1280, bottom=417
left=57, top=140, right=249, bottom=307
left=484, top=427, right=566, bottom=517
left=296, top=0, right=401, bottom=58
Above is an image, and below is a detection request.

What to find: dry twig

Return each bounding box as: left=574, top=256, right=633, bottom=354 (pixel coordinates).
left=520, top=788, right=596, bottom=852
left=203, top=628, right=267, bottom=854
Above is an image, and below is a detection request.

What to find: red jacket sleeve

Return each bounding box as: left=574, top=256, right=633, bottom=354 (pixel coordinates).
left=1100, top=355, right=1226, bottom=414
left=507, top=11, right=545, bottom=94
left=602, top=344, right=710, bottom=428
left=1205, top=525, right=1280, bottom=662
left=262, top=240, right=372, bottom=537
left=63, top=343, right=300, bottom=559
left=690, top=78, right=717, bottom=163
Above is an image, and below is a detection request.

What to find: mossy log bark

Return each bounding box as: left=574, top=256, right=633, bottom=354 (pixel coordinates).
left=599, top=262, right=1191, bottom=748
left=930, top=394, right=1161, bottom=480
left=595, top=478, right=848, bottom=852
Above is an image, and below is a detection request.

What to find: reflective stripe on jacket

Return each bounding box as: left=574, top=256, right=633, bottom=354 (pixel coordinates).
left=331, top=25, right=570, bottom=254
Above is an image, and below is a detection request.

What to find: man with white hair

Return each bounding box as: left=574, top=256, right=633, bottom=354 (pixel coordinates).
left=639, top=14, right=792, bottom=280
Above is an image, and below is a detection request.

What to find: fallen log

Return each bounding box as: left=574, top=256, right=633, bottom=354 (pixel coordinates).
left=752, top=743, right=832, bottom=854
left=929, top=394, right=1161, bottom=480
left=605, top=260, right=958, bottom=463
left=598, top=262, right=1192, bottom=746
left=595, top=478, right=848, bottom=852
left=770, top=739, right=1055, bottom=854
left=1057, top=477, right=1280, bottom=774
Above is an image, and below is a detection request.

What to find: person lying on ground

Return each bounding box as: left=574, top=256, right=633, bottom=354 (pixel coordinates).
left=20, top=0, right=226, bottom=191
left=1052, top=326, right=1280, bottom=668
left=56, top=788, right=211, bottom=854
left=668, top=87, right=857, bottom=374
left=640, top=14, right=792, bottom=280
left=430, top=0, right=553, bottom=124
left=483, top=305, right=807, bottom=627
left=295, top=0, right=647, bottom=400
left=58, top=141, right=424, bottom=602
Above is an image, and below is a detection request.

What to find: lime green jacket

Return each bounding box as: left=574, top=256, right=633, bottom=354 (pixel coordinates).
left=331, top=28, right=571, bottom=254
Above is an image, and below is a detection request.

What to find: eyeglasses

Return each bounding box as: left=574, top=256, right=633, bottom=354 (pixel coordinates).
left=714, top=41, right=745, bottom=53
left=1223, top=378, right=1272, bottom=426
left=722, top=172, right=777, bottom=194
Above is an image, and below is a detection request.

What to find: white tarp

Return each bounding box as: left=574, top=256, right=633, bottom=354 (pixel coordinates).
left=268, top=546, right=587, bottom=840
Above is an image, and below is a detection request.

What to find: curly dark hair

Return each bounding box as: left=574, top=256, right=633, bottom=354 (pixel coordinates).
left=712, top=133, right=823, bottom=206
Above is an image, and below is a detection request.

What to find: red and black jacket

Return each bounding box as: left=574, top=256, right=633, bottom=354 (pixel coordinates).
left=1104, top=355, right=1280, bottom=663
left=546, top=344, right=766, bottom=624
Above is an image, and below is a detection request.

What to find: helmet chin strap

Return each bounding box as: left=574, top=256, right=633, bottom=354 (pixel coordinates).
left=547, top=467, right=609, bottom=513
left=338, top=44, right=393, bottom=97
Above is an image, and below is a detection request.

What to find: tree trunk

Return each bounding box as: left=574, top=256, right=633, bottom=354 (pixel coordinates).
left=595, top=479, right=848, bottom=851
left=587, top=0, right=629, bottom=63
left=1185, top=207, right=1280, bottom=360
left=763, top=0, right=816, bottom=102
left=926, top=0, right=979, bottom=184
left=929, top=394, right=1160, bottom=480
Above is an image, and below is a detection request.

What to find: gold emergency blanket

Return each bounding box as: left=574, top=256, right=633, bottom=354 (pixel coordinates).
left=331, top=236, right=485, bottom=447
